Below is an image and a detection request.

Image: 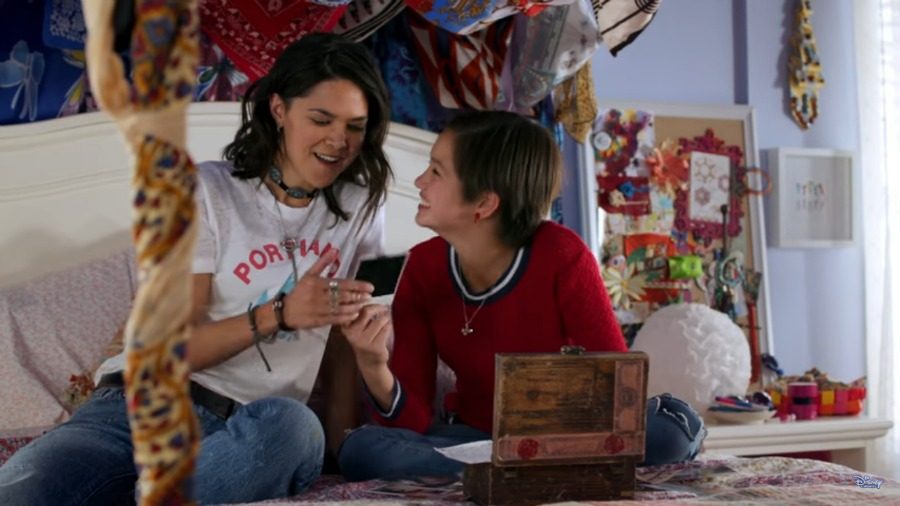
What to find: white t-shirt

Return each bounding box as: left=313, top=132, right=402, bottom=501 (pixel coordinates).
left=97, top=161, right=384, bottom=404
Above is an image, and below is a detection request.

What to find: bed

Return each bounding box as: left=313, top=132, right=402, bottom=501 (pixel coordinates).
left=0, top=105, right=895, bottom=504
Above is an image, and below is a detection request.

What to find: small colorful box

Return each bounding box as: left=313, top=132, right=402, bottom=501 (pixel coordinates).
left=768, top=386, right=866, bottom=417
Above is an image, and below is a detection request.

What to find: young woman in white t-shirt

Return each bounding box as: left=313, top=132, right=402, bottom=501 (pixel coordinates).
left=0, top=33, right=391, bottom=505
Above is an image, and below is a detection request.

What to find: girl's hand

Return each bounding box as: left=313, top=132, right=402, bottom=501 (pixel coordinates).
left=283, top=249, right=374, bottom=329
left=341, top=304, right=392, bottom=370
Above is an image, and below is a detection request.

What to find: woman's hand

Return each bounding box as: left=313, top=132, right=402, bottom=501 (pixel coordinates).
left=341, top=304, right=392, bottom=371
left=282, top=249, right=374, bottom=329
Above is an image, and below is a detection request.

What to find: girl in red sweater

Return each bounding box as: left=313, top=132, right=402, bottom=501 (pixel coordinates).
left=338, top=111, right=704, bottom=480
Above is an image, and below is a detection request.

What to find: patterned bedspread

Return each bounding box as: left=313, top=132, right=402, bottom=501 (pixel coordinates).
left=221, top=455, right=898, bottom=506
left=2, top=429, right=895, bottom=505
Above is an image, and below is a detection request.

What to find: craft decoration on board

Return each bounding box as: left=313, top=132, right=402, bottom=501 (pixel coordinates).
left=598, top=175, right=651, bottom=216
left=646, top=139, right=689, bottom=193
left=594, top=108, right=686, bottom=237
left=674, top=129, right=744, bottom=244
left=596, top=109, right=762, bottom=373
left=787, top=0, right=824, bottom=130
left=688, top=152, right=731, bottom=224
left=592, top=108, right=654, bottom=177
left=83, top=0, right=200, bottom=503
left=603, top=263, right=644, bottom=311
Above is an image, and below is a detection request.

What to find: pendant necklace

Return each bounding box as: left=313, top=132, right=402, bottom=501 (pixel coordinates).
left=460, top=298, right=488, bottom=336
left=453, top=246, right=522, bottom=336
left=270, top=181, right=316, bottom=284
left=275, top=205, right=300, bottom=283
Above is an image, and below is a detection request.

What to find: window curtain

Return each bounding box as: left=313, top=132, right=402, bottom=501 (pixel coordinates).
left=856, top=0, right=899, bottom=479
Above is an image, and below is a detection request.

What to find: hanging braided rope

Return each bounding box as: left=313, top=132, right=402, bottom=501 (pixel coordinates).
left=83, top=1, right=200, bottom=504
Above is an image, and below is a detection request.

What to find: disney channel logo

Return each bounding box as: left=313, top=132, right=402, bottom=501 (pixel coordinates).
left=853, top=474, right=884, bottom=489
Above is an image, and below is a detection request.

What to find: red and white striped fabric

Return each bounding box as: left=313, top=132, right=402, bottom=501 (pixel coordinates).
left=408, top=10, right=513, bottom=110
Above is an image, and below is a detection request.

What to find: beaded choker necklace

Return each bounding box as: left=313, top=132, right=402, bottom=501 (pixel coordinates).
left=268, top=165, right=319, bottom=200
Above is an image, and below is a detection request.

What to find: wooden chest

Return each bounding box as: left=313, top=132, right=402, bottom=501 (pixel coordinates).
left=462, top=350, right=648, bottom=505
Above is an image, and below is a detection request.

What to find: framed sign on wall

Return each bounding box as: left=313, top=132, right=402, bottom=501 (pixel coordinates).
left=766, top=148, right=855, bottom=248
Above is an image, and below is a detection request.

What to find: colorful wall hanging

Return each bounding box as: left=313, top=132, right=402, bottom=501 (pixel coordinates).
left=593, top=102, right=772, bottom=385
left=1, top=0, right=666, bottom=138
left=788, top=0, right=825, bottom=130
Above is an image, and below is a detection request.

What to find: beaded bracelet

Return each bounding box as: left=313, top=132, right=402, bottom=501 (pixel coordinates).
left=247, top=303, right=272, bottom=372
left=273, top=292, right=297, bottom=332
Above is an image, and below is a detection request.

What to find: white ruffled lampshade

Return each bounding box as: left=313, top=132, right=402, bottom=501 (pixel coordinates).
left=631, top=303, right=751, bottom=415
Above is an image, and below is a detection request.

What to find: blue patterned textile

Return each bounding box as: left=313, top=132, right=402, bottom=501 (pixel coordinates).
left=42, top=0, right=86, bottom=50
left=364, top=11, right=457, bottom=132
left=0, top=2, right=89, bottom=124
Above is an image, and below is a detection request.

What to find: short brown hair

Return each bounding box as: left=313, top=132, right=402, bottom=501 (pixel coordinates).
left=446, top=111, right=562, bottom=248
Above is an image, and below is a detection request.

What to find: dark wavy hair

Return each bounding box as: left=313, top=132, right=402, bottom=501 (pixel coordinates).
left=223, top=33, right=392, bottom=226
left=446, top=111, right=562, bottom=248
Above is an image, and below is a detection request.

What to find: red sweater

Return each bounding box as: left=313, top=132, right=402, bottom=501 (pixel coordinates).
left=376, top=222, right=626, bottom=434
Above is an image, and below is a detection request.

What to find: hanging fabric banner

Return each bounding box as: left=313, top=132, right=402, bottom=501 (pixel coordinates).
left=83, top=1, right=201, bottom=503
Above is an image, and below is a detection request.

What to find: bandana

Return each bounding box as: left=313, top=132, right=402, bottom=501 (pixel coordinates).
left=198, top=0, right=351, bottom=81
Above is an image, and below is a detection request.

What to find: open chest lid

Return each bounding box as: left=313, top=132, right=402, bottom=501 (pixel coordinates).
left=490, top=349, right=648, bottom=467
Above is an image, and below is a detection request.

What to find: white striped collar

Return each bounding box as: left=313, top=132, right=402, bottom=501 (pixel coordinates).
left=449, top=245, right=527, bottom=303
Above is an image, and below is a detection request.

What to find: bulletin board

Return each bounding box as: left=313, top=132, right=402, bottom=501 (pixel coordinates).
left=590, top=101, right=773, bottom=382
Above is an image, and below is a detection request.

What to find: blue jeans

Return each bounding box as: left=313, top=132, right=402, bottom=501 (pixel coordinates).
left=338, top=423, right=490, bottom=481
left=0, top=386, right=324, bottom=505
left=643, top=393, right=707, bottom=466
left=339, top=394, right=706, bottom=481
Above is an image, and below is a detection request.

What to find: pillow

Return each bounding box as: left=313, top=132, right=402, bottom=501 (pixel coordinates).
left=0, top=249, right=136, bottom=431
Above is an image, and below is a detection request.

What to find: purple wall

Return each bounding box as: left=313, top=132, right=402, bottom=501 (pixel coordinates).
left=587, top=0, right=864, bottom=381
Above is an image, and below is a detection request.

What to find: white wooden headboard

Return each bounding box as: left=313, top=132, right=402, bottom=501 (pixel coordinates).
left=0, top=102, right=436, bottom=288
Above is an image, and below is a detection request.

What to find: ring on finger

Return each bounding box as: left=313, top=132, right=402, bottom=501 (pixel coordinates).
left=328, top=280, right=340, bottom=313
